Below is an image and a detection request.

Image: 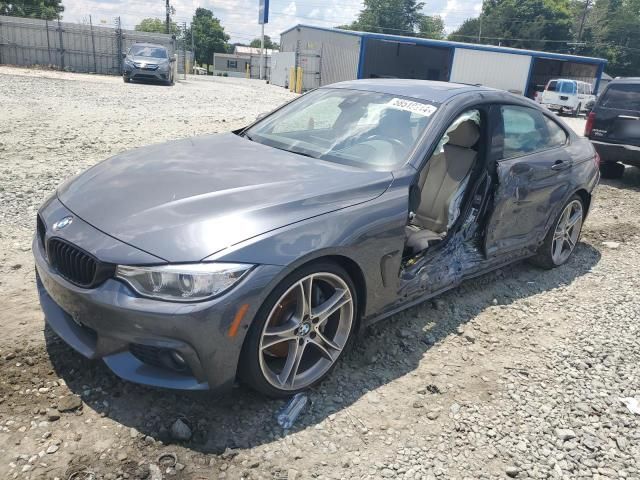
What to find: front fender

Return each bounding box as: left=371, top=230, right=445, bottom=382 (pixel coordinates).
left=207, top=185, right=410, bottom=318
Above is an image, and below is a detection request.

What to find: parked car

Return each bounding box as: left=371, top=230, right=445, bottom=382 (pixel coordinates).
left=122, top=43, right=175, bottom=86
left=540, top=79, right=596, bottom=117
left=34, top=80, right=599, bottom=396
left=585, top=77, right=640, bottom=178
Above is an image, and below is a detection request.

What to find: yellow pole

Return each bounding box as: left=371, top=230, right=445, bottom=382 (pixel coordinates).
left=296, top=67, right=303, bottom=94
left=246, top=62, right=250, bottom=79
left=289, top=67, right=296, bottom=92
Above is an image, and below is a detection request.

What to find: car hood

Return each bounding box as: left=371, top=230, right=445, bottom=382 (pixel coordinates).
left=130, top=55, right=168, bottom=64
left=58, top=133, right=393, bottom=262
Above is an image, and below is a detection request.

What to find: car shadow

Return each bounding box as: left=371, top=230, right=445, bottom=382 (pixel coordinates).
left=45, top=241, right=601, bottom=454
left=599, top=165, right=640, bottom=190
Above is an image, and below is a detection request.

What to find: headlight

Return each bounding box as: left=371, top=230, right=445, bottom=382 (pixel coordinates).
left=115, top=263, right=253, bottom=302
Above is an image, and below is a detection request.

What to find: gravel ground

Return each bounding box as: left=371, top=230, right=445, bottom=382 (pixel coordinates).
left=0, top=67, right=639, bottom=480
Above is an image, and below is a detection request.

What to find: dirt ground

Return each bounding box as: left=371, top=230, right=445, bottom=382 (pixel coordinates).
left=0, top=67, right=638, bottom=480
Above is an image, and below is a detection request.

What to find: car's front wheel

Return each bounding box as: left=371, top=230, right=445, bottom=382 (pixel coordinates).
left=530, top=195, right=584, bottom=269
left=240, top=262, right=357, bottom=397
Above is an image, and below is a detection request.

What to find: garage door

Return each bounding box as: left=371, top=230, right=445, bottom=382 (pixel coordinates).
left=450, top=49, right=532, bottom=95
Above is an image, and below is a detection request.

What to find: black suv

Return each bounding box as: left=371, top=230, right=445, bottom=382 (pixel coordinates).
left=586, top=77, right=640, bottom=178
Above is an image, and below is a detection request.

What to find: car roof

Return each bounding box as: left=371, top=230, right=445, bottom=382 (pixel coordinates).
left=131, top=43, right=168, bottom=49
left=324, top=79, right=496, bottom=103
left=608, top=77, right=640, bottom=85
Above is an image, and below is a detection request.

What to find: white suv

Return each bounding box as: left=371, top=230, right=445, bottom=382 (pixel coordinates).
left=541, top=79, right=596, bottom=117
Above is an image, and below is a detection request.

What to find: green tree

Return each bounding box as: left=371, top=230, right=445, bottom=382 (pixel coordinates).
left=135, top=18, right=180, bottom=35
left=578, top=0, right=640, bottom=76
left=448, top=0, right=574, bottom=52
left=448, top=18, right=481, bottom=42
left=342, top=0, right=426, bottom=35
left=190, top=8, right=230, bottom=65
left=418, top=15, right=445, bottom=39
left=0, top=0, right=63, bottom=20
left=249, top=35, right=279, bottom=50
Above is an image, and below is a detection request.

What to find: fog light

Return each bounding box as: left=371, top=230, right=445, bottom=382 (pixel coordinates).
left=168, top=350, right=187, bottom=370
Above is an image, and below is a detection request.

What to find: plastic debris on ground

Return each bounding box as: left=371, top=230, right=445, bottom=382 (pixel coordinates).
left=277, top=393, right=309, bottom=429
left=619, top=397, right=640, bottom=415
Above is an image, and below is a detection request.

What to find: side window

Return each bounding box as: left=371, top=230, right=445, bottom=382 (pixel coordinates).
left=500, top=106, right=557, bottom=158
left=544, top=116, right=568, bottom=148
left=547, top=81, right=557, bottom=92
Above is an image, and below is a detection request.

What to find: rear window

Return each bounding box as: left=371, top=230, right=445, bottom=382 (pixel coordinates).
left=546, top=81, right=557, bottom=92
left=558, top=81, right=576, bottom=94
left=600, top=84, right=640, bottom=112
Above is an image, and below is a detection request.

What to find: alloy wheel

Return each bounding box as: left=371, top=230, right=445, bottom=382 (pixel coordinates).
left=551, top=199, right=583, bottom=265
left=258, top=272, right=354, bottom=391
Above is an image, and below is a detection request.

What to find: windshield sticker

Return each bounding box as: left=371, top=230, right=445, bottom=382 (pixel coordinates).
left=388, top=98, right=437, bottom=117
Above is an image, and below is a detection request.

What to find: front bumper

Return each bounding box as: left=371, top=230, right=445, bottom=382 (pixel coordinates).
left=34, top=198, right=283, bottom=392
left=123, top=65, right=170, bottom=82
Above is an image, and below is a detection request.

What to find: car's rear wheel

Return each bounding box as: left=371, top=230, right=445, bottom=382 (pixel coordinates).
left=239, top=262, right=357, bottom=397
left=123, top=75, right=130, bottom=83
left=599, top=161, right=625, bottom=179
left=530, top=195, right=584, bottom=269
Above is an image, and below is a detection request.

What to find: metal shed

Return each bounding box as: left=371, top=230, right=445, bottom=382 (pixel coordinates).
left=279, top=24, right=607, bottom=96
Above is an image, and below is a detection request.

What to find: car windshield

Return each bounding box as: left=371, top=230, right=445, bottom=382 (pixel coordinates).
left=242, top=88, right=438, bottom=170
left=600, top=84, right=640, bottom=112
left=129, top=45, right=168, bottom=59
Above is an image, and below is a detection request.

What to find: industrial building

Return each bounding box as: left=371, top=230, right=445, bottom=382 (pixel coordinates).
left=276, top=24, right=607, bottom=97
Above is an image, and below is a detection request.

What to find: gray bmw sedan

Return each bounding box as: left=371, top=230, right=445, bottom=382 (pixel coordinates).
left=34, top=80, right=599, bottom=396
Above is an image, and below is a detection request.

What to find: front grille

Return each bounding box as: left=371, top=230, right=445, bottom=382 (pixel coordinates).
left=37, top=214, right=46, bottom=248
left=48, top=238, right=98, bottom=287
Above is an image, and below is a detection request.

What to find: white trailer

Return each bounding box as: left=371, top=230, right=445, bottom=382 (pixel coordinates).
left=278, top=25, right=607, bottom=96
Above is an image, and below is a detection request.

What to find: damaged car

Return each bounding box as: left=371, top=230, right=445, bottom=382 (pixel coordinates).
left=34, top=80, right=599, bottom=396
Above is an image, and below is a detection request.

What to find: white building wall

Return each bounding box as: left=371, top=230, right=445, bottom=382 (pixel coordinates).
left=450, top=48, right=532, bottom=95
left=280, top=27, right=361, bottom=87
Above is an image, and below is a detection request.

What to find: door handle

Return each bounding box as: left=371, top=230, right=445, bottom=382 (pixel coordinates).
left=551, top=159, right=572, bottom=171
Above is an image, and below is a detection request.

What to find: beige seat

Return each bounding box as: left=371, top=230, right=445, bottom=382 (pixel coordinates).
left=406, top=119, right=480, bottom=253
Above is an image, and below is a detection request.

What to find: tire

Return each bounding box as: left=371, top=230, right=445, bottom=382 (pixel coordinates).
left=239, top=261, right=358, bottom=397
left=123, top=76, right=130, bottom=83
left=530, top=195, right=585, bottom=269
left=573, top=103, right=581, bottom=117
left=599, top=161, right=625, bottom=179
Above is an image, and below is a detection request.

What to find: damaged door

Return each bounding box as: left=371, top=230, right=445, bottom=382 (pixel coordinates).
left=485, top=105, right=573, bottom=257
left=399, top=107, right=491, bottom=300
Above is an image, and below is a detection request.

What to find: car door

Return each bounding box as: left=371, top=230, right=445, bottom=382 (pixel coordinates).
left=485, top=104, right=573, bottom=256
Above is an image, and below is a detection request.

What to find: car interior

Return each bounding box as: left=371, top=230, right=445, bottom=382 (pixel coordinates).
left=404, top=110, right=482, bottom=257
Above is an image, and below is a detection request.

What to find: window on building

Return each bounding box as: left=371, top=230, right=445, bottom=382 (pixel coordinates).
left=227, top=60, right=238, bottom=69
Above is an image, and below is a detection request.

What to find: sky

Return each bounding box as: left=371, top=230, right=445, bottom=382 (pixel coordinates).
left=61, top=0, right=482, bottom=44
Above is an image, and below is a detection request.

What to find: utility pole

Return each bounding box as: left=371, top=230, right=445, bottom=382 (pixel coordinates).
left=165, top=0, right=171, bottom=34
left=577, top=0, right=591, bottom=43
left=191, top=23, right=195, bottom=74
left=182, top=21, right=187, bottom=80
left=478, top=0, right=484, bottom=42
left=260, top=23, right=265, bottom=80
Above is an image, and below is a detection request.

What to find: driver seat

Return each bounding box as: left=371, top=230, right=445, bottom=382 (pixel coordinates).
left=406, top=119, right=480, bottom=253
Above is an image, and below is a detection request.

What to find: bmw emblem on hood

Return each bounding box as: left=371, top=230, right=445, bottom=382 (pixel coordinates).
left=53, top=216, right=73, bottom=231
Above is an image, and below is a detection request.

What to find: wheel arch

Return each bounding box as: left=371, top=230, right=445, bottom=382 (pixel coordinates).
left=574, top=188, right=592, bottom=218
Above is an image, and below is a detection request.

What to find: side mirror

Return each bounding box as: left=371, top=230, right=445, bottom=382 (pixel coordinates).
left=170, top=57, right=177, bottom=63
